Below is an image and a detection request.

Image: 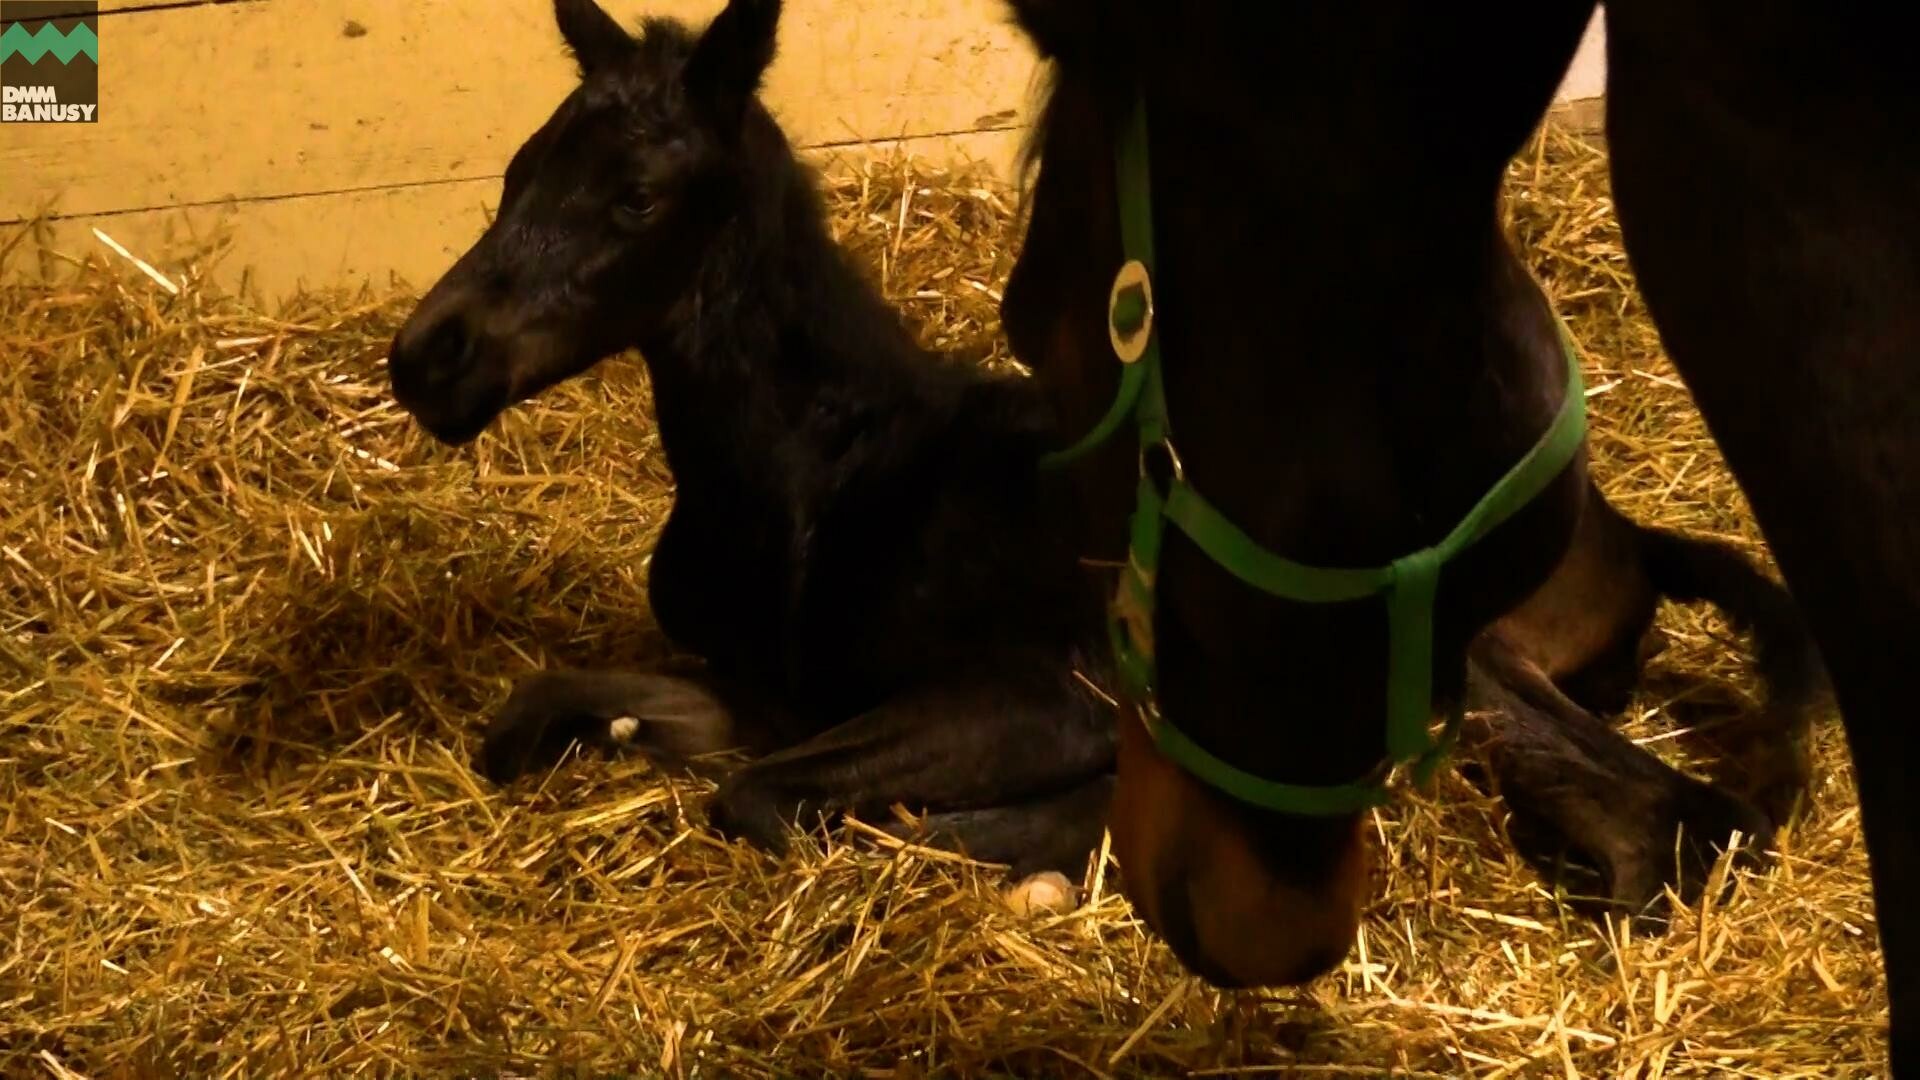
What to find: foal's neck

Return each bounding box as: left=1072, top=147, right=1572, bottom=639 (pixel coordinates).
left=640, top=170, right=917, bottom=405
left=633, top=153, right=936, bottom=492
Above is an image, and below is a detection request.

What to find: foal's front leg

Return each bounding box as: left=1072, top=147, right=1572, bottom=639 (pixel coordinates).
left=479, top=668, right=743, bottom=784
left=707, top=669, right=1116, bottom=879
left=872, top=773, right=1116, bottom=884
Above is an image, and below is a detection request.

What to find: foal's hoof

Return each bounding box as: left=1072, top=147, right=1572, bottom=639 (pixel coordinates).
left=1004, top=871, right=1079, bottom=917
left=707, top=771, right=799, bottom=857
left=478, top=670, right=737, bottom=785
left=478, top=672, right=638, bottom=784
left=479, top=675, right=589, bottom=784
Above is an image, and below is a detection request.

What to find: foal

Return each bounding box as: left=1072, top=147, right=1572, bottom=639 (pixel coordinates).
left=389, top=0, right=1114, bottom=881
left=386, top=0, right=1807, bottom=914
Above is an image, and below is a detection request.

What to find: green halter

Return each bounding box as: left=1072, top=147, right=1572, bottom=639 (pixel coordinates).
left=1039, top=95, right=1589, bottom=816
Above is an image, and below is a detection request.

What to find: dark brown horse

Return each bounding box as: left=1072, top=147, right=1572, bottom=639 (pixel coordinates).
left=1000, top=0, right=1918, bottom=1067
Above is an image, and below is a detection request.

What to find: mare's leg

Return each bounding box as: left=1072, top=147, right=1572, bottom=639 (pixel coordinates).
left=1604, top=3, right=1920, bottom=1063
left=1492, top=479, right=1662, bottom=717
left=1464, top=636, right=1773, bottom=916
left=1630, top=518, right=1826, bottom=826
left=708, top=667, right=1115, bottom=874
left=1496, top=480, right=1825, bottom=825
left=479, top=668, right=745, bottom=784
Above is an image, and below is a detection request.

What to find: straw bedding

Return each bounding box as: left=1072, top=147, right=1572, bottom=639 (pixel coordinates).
left=0, top=122, right=1886, bottom=1078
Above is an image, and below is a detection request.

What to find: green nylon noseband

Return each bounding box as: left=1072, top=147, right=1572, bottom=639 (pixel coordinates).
left=1040, top=95, right=1589, bottom=816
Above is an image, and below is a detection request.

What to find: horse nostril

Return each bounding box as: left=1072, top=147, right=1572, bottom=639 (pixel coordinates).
left=412, top=316, right=473, bottom=386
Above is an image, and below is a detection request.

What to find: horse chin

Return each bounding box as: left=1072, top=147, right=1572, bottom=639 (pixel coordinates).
left=1108, top=713, right=1369, bottom=989
left=396, top=369, right=514, bottom=447
left=414, top=406, right=502, bottom=447
left=397, top=333, right=592, bottom=446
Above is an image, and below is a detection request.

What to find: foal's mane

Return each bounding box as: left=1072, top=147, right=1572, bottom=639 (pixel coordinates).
left=633, top=16, right=698, bottom=62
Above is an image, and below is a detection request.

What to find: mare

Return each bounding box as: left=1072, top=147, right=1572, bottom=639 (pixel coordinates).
left=999, top=0, right=1915, bottom=1066
left=386, top=0, right=1811, bottom=945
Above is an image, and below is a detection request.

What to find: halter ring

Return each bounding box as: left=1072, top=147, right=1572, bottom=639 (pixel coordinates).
left=1140, top=436, right=1186, bottom=487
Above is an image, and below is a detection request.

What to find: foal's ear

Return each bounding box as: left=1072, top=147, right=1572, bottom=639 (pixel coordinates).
left=683, top=0, right=782, bottom=134
left=554, top=0, right=634, bottom=75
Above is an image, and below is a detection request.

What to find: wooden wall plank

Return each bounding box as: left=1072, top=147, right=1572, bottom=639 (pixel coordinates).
left=4, top=127, right=1024, bottom=298
left=0, top=0, right=1038, bottom=222
left=3, top=2, right=1609, bottom=294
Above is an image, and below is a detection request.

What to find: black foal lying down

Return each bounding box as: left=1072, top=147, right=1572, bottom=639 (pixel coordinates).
left=383, top=0, right=1820, bottom=912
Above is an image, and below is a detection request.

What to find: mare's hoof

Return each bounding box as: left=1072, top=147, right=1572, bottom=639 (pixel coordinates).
left=1004, top=871, right=1078, bottom=917
left=1734, top=731, right=1815, bottom=830
left=1609, top=779, right=1774, bottom=916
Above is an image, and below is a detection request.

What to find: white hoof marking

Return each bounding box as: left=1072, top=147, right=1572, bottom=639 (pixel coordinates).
left=1005, top=871, right=1078, bottom=917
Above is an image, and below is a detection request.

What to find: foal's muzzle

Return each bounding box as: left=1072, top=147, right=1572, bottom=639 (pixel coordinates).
left=388, top=301, right=515, bottom=446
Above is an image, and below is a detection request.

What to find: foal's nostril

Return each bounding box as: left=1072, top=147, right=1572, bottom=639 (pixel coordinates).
left=386, top=298, right=512, bottom=444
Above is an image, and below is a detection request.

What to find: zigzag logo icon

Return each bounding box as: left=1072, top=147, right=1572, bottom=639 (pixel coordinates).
left=0, top=21, right=98, bottom=65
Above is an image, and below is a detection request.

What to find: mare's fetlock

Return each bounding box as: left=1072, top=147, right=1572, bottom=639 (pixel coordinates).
left=1730, top=719, right=1815, bottom=830
left=1663, top=778, right=1774, bottom=897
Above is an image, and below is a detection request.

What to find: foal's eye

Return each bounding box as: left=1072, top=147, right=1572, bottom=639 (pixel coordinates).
left=612, top=192, right=656, bottom=229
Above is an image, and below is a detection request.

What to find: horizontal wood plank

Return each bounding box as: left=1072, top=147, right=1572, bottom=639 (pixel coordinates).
left=95, top=1, right=260, bottom=12
left=4, top=127, right=1024, bottom=297
left=8, top=1, right=240, bottom=12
